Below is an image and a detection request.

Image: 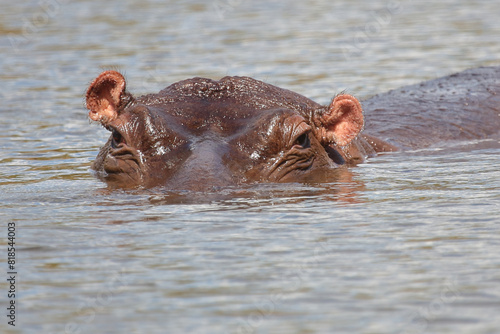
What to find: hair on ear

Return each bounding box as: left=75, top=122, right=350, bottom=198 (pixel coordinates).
left=318, top=94, right=364, bottom=147
left=86, top=71, right=129, bottom=123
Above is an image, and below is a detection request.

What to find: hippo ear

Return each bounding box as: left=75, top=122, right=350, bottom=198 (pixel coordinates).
left=86, top=71, right=128, bottom=123
left=317, top=94, right=364, bottom=147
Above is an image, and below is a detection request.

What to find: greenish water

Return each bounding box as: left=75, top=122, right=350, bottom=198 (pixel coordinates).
left=1, top=1, right=500, bottom=333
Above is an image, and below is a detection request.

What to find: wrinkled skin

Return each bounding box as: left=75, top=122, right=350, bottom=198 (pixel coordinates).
left=86, top=66, right=500, bottom=190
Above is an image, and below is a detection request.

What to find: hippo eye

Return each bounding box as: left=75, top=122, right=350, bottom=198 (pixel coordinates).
left=111, top=129, right=124, bottom=147
left=293, top=132, right=310, bottom=148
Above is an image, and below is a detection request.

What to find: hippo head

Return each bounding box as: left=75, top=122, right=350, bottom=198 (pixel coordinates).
left=86, top=71, right=364, bottom=190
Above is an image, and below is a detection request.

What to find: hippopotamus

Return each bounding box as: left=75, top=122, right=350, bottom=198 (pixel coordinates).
left=86, top=66, right=500, bottom=190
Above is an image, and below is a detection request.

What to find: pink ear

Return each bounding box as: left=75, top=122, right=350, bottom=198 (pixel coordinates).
left=319, top=94, right=364, bottom=147
left=86, top=71, right=127, bottom=123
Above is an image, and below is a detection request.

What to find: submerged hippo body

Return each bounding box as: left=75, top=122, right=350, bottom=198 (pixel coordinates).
left=86, top=66, right=500, bottom=190
left=362, top=66, right=500, bottom=150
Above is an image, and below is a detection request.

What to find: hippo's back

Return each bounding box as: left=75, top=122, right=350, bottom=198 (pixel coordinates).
left=362, top=66, right=500, bottom=150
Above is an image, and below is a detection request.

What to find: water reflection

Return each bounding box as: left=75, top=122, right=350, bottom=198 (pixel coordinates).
left=89, top=167, right=366, bottom=206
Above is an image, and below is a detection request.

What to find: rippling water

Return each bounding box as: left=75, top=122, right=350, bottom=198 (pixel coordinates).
left=1, top=1, right=500, bottom=333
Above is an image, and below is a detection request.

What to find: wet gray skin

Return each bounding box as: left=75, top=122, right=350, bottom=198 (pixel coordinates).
left=86, top=66, right=500, bottom=190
